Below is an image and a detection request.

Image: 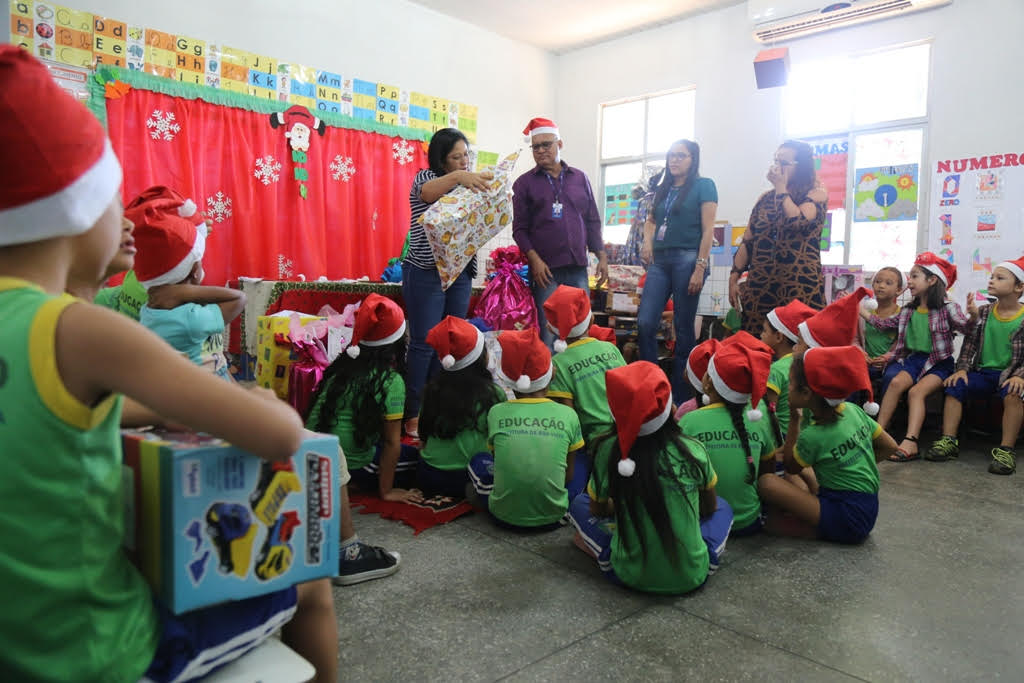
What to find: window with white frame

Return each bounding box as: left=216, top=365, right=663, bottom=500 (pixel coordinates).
left=784, top=42, right=931, bottom=273
left=599, top=89, right=697, bottom=244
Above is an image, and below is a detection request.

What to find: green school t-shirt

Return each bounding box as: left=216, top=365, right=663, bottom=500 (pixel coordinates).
left=679, top=403, right=775, bottom=530
left=590, top=434, right=716, bottom=594
left=792, top=403, right=881, bottom=494
left=979, top=306, right=1024, bottom=370
left=487, top=398, right=584, bottom=526
left=766, top=353, right=794, bottom=436
left=651, top=177, right=718, bottom=250
left=547, top=337, right=626, bottom=443
left=420, top=384, right=506, bottom=471
left=305, top=369, right=405, bottom=470
left=864, top=313, right=899, bottom=358
left=95, top=270, right=146, bottom=321
left=723, top=307, right=741, bottom=333
left=905, top=307, right=932, bottom=353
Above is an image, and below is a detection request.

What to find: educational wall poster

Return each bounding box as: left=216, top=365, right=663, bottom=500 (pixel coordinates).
left=811, top=137, right=848, bottom=212
left=8, top=0, right=479, bottom=141
left=603, top=183, right=635, bottom=226
left=853, top=164, right=919, bottom=222
left=929, top=151, right=1024, bottom=301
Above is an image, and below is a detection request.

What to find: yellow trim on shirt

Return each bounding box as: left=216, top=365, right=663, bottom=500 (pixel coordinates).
left=510, top=398, right=552, bottom=404
left=695, top=402, right=724, bottom=412
left=567, top=337, right=597, bottom=349
left=760, top=447, right=780, bottom=462
left=568, top=438, right=585, bottom=453
left=384, top=413, right=404, bottom=421
left=777, top=352, right=793, bottom=361
left=546, top=390, right=573, bottom=399
left=29, top=295, right=117, bottom=430
left=872, top=423, right=883, bottom=439
left=704, top=472, right=718, bottom=490
left=0, top=276, right=42, bottom=293
left=992, top=305, right=1024, bottom=323
left=765, top=381, right=781, bottom=394
left=791, top=445, right=810, bottom=469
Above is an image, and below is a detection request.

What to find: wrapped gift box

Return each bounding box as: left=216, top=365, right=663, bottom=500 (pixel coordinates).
left=607, top=291, right=640, bottom=314
left=422, top=151, right=519, bottom=290
left=122, top=429, right=340, bottom=615
left=823, top=265, right=865, bottom=303
left=605, top=265, right=644, bottom=293
left=255, top=312, right=322, bottom=399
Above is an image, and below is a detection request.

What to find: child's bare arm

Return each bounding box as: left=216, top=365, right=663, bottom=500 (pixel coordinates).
left=59, top=302, right=303, bottom=461
left=565, top=448, right=576, bottom=484
left=872, top=428, right=899, bottom=463
left=377, top=419, right=421, bottom=502
left=149, top=284, right=246, bottom=323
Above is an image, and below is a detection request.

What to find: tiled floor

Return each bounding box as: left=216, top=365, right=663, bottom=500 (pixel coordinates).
left=334, top=438, right=1023, bottom=681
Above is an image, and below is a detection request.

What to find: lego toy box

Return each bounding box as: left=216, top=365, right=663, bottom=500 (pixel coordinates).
left=122, top=429, right=340, bottom=615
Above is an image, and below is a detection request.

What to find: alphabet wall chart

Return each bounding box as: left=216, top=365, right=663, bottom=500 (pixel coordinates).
left=928, top=151, right=1024, bottom=300
left=8, top=0, right=479, bottom=142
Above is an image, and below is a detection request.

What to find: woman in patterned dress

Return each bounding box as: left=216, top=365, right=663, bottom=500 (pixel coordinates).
left=729, top=140, right=828, bottom=335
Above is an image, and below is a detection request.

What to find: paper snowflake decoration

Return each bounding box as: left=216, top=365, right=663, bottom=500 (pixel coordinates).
left=254, top=155, right=282, bottom=185
left=330, top=155, right=356, bottom=182
left=146, top=110, right=181, bottom=141
left=392, top=140, right=414, bottom=165
left=205, top=192, right=233, bottom=223
left=277, top=254, right=294, bottom=279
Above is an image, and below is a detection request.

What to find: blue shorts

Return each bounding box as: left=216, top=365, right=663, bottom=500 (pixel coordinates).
left=349, top=443, right=420, bottom=491
left=417, top=458, right=472, bottom=499
left=944, top=368, right=1011, bottom=403
left=731, top=515, right=765, bottom=537
left=817, top=487, right=878, bottom=544
left=882, top=353, right=954, bottom=394
left=143, top=586, right=298, bottom=683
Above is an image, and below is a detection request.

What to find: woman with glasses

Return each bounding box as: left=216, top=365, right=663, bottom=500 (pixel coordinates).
left=402, top=127, right=494, bottom=438
left=637, top=139, right=718, bottom=405
left=729, top=140, right=828, bottom=336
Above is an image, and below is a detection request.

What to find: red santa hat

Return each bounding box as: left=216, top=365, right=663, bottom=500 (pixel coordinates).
left=271, top=105, right=324, bottom=136
left=126, top=186, right=206, bottom=289
left=605, top=361, right=673, bottom=477
left=914, top=251, right=957, bottom=289
left=995, top=255, right=1024, bottom=284
left=766, top=299, right=819, bottom=343
left=686, top=338, right=720, bottom=392
left=588, top=324, right=617, bottom=344
left=495, top=328, right=553, bottom=393
left=426, top=315, right=485, bottom=371
left=346, top=293, right=407, bottom=358
left=543, top=285, right=593, bottom=353
left=798, top=287, right=876, bottom=349
left=801, top=346, right=879, bottom=415
left=0, top=46, right=122, bottom=247
left=707, top=331, right=773, bottom=421
left=523, top=117, right=559, bottom=139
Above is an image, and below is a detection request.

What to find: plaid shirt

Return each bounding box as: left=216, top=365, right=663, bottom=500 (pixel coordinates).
left=870, top=301, right=972, bottom=378
left=955, top=304, right=1024, bottom=384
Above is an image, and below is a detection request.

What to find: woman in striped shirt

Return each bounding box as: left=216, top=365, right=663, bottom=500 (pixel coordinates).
left=402, top=127, right=493, bottom=438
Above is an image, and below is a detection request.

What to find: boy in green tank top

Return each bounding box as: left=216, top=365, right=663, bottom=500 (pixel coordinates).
left=0, top=48, right=337, bottom=683
left=469, top=328, right=584, bottom=529
left=926, top=258, right=1024, bottom=474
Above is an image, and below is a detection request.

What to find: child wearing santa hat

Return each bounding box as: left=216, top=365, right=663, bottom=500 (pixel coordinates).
left=0, top=47, right=337, bottom=682
left=762, top=299, right=818, bottom=437
left=926, top=257, right=1024, bottom=474
left=131, top=185, right=246, bottom=381
left=568, top=361, right=733, bottom=593
left=865, top=252, right=978, bottom=461
left=675, top=337, right=720, bottom=420
left=416, top=316, right=506, bottom=497
left=757, top=347, right=898, bottom=544
left=307, top=293, right=421, bottom=503
left=468, top=328, right=585, bottom=530
left=681, top=332, right=778, bottom=535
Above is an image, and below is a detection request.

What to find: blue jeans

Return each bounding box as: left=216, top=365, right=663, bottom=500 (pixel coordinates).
left=402, top=262, right=472, bottom=418
left=637, top=248, right=705, bottom=404
left=533, top=265, right=590, bottom=348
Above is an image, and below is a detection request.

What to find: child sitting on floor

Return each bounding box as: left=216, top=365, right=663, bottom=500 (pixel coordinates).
left=417, top=316, right=505, bottom=498
left=675, top=337, right=719, bottom=420
left=307, top=293, right=421, bottom=502
left=762, top=299, right=817, bottom=437
left=757, top=347, right=896, bottom=544
left=469, top=328, right=584, bottom=530
left=0, top=46, right=337, bottom=682
left=569, top=361, right=733, bottom=594
left=131, top=186, right=245, bottom=381
left=925, top=257, right=1024, bottom=474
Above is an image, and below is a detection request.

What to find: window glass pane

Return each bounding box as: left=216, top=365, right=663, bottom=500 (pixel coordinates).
left=853, top=128, right=923, bottom=167
left=783, top=57, right=853, bottom=137
left=849, top=221, right=917, bottom=272
left=603, top=162, right=643, bottom=187
left=600, top=101, right=644, bottom=160
left=646, top=90, right=695, bottom=155
left=853, top=43, right=930, bottom=126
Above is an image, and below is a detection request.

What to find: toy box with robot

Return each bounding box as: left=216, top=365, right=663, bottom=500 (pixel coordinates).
left=122, top=429, right=340, bottom=614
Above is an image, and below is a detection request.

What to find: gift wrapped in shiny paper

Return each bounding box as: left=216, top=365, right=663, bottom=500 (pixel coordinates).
left=473, top=246, right=537, bottom=332
left=421, top=151, right=520, bottom=290
left=284, top=313, right=331, bottom=418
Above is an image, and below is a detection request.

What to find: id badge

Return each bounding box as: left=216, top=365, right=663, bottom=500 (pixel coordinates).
left=551, top=201, right=563, bottom=219
left=656, top=222, right=668, bottom=241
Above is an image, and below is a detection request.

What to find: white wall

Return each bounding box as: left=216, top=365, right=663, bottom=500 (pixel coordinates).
left=76, top=0, right=555, bottom=156
left=555, top=0, right=1024, bottom=226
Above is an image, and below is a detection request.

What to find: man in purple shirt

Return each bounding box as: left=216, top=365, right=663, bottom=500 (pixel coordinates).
left=513, top=117, right=609, bottom=347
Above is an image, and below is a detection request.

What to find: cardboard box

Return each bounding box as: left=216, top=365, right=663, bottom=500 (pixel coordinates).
left=607, top=290, right=640, bottom=314
left=122, top=429, right=340, bottom=614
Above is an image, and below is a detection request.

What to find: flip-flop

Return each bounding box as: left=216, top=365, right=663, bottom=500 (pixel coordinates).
left=888, top=447, right=919, bottom=462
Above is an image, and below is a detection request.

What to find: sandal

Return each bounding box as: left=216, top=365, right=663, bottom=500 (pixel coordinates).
left=889, top=436, right=919, bottom=462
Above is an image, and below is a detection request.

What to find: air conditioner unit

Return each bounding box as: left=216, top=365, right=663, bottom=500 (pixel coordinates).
left=749, top=0, right=951, bottom=43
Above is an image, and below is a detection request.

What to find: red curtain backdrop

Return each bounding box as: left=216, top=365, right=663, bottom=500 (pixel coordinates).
left=105, top=88, right=428, bottom=287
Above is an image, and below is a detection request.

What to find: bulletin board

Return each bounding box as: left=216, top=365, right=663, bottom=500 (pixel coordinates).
left=928, top=151, right=1024, bottom=300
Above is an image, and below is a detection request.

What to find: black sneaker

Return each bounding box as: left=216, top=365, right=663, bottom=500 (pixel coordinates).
left=988, top=447, right=1016, bottom=475
left=924, top=435, right=959, bottom=462
left=333, top=542, right=401, bottom=586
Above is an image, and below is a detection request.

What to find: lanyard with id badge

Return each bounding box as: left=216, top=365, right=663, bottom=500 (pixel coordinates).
left=657, top=187, right=679, bottom=241
left=546, top=173, right=565, bottom=219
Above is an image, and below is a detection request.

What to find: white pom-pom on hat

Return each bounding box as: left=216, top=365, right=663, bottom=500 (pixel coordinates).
left=863, top=401, right=880, bottom=416
left=862, top=297, right=879, bottom=311
left=346, top=345, right=361, bottom=359
left=553, top=339, right=568, bottom=353
left=441, top=354, right=456, bottom=369
left=177, top=198, right=197, bottom=217
left=747, top=407, right=763, bottom=422
left=618, top=457, right=636, bottom=477
left=515, top=375, right=531, bottom=392
left=701, top=394, right=711, bottom=405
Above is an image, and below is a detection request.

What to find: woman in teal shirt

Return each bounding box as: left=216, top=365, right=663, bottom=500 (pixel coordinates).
left=637, top=139, right=718, bottom=404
